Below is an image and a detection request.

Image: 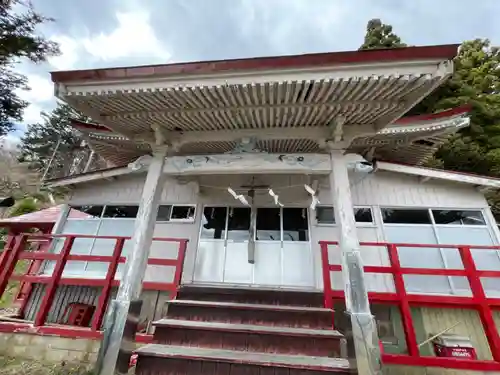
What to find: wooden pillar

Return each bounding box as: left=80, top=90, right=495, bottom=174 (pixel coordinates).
left=97, top=146, right=168, bottom=375
left=329, top=149, right=382, bottom=375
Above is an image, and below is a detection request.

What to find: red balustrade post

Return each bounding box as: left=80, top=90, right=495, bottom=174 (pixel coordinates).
left=34, top=235, right=75, bottom=327
left=0, top=232, right=17, bottom=275
left=15, top=238, right=51, bottom=305
left=0, top=234, right=26, bottom=298
left=387, top=244, right=419, bottom=357
left=91, top=238, right=125, bottom=331
left=459, top=246, right=500, bottom=361
left=171, top=239, right=189, bottom=300
left=320, top=242, right=334, bottom=310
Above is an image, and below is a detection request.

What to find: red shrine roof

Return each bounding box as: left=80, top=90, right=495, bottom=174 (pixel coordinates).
left=50, top=44, right=459, bottom=83
left=0, top=205, right=90, bottom=230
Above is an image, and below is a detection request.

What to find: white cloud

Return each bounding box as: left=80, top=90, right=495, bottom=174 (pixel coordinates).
left=82, top=10, right=170, bottom=62
left=17, top=74, right=54, bottom=103
left=21, top=103, right=46, bottom=125
left=48, top=35, right=80, bottom=70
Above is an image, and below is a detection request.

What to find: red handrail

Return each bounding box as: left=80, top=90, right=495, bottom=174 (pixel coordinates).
left=319, top=240, right=500, bottom=371
left=0, top=233, right=189, bottom=332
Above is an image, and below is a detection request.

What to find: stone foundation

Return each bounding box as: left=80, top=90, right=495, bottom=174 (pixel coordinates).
left=0, top=332, right=100, bottom=364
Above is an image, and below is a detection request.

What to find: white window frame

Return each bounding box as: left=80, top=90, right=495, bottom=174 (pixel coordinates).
left=157, top=204, right=197, bottom=223
left=48, top=203, right=197, bottom=278
left=313, top=205, right=376, bottom=227
left=378, top=206, right=500, bottom=296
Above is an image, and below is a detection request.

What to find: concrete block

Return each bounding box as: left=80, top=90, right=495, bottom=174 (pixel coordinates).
left=65, top=350, right=87, bottom=363
left=30, top=334, right=50, bottom=347
left=44, top=349, right=71, bottom=363
left=11, top=333, right=32, bottom=347
left=87, top=339, right=102, bottom=353
left=0, top=333, right=13, bottom=353
left=87, top=353, right=98, bottom=364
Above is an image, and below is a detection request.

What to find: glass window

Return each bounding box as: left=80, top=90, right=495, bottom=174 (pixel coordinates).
left=315, top=206, right=373, bottom=224
left=381, top=208, right=431, bottom=224
left=70, top=205, right=104, bottom=218
left=170, top=205, right=196, bottom=221
left=354, top=207, right=373, bottom=223
left=256, top=208, right=281, bottom=241
left=316, top=206, right=335, bottom=224
left=283, top=208, right=309, bottom=242
left=432, top=210, right=486, bottom=226
left=103, top=205, right=139, bottom=218
left=201, top=207, right=227, bottom=239
left=227, top=207, right=251, bottom=240
left=156, top=205, right=172, bottom=221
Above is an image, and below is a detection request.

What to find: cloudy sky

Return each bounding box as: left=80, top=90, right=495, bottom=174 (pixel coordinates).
left=9, top=0, right=500, bottom=141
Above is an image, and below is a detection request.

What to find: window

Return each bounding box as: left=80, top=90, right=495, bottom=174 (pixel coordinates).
left=103, top=205, right=139, bottom=218
left=381, top=208, right=431, bottom=224
left=316, top=206, right=335, bottom=224
left=156, top=205, right=172, bottom=221
left=70, top=205, right=104, bottom=218
left=156, top=205, right=196, bottom=222
left=354, top=207, right=373, bottom=223
left=170, top=205, right=196, bottom=221
left=432, top=210, right=486, bottom=226
left=315, top=206, right=374, bottom=225
left=256, top=208, right=281, bottom=241
left=49, top=203, right=196, bottom=277
left=201, top=207, right=227, bottom=239
left=227, top=207, right=251, bottom=240
left=283, top=208, right=309, bottom=242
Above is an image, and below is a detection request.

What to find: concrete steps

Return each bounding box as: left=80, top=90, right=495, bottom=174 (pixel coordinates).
left=135, top=344, right=352, bottom=374
left=166, top=299, right=333, bottom=328
left=134, top=287, right=355, bottom=374
left=153, top=319, right=346, bottom=357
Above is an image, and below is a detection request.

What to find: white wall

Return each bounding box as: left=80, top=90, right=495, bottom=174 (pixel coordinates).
left=65, top=170, right=498, bottom=290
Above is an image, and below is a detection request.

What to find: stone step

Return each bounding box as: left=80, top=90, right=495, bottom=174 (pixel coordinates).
left=135, top=344, right=354, bottom=374
left=166, top=299, right=334, bottom=329
left=177, top=286, right=324, bottom=307
left=153, top=319, right=347, bottom=358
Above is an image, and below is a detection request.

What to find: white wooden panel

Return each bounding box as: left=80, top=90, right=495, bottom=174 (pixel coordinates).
left=317, top=171, right=488, bottom=209
left=68, top=175, right=198, bottom=205
left=223, top=242, right=253, bottom=284
left=282, top=242, right=314, bottom=287
left=193, top=241, right=224, bottom=283
left=350, top=171, right=488, bottom=208
left=144, top=265, right=175, bottom=283
left=254, top=242, right=281, bottom=286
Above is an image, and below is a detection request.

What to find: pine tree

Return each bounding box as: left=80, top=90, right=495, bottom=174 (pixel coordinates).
left=359, top=21, right=500, bottom=219
left=410, top=39, right=500, bottom=175
left=359, top=19, right=407, bottom=50
left=18, top=103, right=90, bottom=177
left=0, top=0, right=59, bottom=135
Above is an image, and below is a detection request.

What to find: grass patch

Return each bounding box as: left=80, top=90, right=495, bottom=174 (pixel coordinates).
left=0, top=356, right=94, bottom=375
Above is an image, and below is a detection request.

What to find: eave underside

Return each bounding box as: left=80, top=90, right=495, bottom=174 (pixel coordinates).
left=75, top=109, right=469, bottom=167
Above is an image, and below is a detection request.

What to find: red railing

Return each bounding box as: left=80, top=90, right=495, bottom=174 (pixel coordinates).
left=320, top=241, right=500, bottom=371
left=0, top=233, right=188, bottom=341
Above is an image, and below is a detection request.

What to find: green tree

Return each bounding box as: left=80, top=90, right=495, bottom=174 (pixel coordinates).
left=0, top=0, right=59, bottom=135
left=410, top=39, right=500, bottom=175
left=360, top=21, right=500, bottom=219
left=18, top=103, right=90, bottom=177
left=359, top=19, right=407, bottom=50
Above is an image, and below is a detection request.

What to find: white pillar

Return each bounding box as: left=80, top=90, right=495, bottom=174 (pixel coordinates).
left=97, top=146, right=168, bottom=375
left=329, top=149, right=382, bottom=375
